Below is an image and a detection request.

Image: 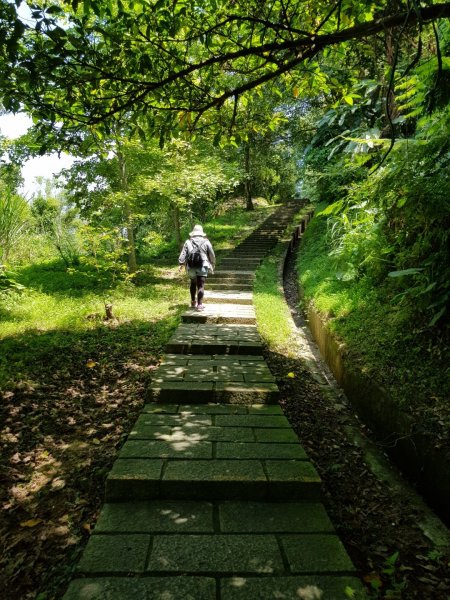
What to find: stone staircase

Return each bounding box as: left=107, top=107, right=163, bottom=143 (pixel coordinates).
left=63, top=203, right=366, bottom=600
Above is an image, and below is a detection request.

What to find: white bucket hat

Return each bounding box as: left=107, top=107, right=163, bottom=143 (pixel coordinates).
left=189, top=224, right=206, bottom=237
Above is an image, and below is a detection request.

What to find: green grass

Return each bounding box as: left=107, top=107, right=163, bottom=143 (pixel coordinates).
left=297, top=215, right=450, bottom=423
left=0, top=202, right=277, bottom=388
left=0, top=273, right=187, bottom=389
left=253, top=205, right=313, bottom=357
left=0, top=264, right=186, bottom=334
left=254, top=252, right=295, bottom=355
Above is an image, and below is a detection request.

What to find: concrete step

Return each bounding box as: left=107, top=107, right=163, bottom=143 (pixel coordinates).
left=220, top=255, right=264, bottom=261
left=91, top=499, right=336, bottom=534
left=207, top=279, right=254, bottom=288
left=147, top=354, right=278, bottom=403
left=209, top=271, right=255, bottom=281
left=236, top=240, right=278, bottom=246
left=216, top=258, right=260, bottom=264
left=181, top=304, right=256, bottom=324
left=227, top=248, right=268, bottom=254
left=212, top=267, right=258, bottom=275
left=165, top=324, right=263, bottom=355
left=241, top=236, right=280, bottom=242
left=105, top=405, right=321, bottom=502
left=239, top=229, right=285, bottom=239
left=210, top=274, right=253, bottom=283
left=226, top=248, right=265, bottom=255
left=207, top=282, right=253, bottom=291
left=233, top=250, right=273, bottom=255
left=66, top=574, right=366, bottom=599
left=220, top=256, right=261, bottom=271
left=204, top=290, right=253, bottom=305
left=67, top=496, right=362, bottom=593
left=148, top=381, right=279, bottom=404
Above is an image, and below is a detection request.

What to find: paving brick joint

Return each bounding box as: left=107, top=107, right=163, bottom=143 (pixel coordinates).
left=64, top=203, right=366, bottom=599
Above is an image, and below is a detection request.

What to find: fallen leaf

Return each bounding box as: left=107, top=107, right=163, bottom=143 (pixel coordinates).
left=86, top=360, right=97, bottom=368
left=363, top=572, right=382, bottom=590
left=20, top=518, right=43, bottom=528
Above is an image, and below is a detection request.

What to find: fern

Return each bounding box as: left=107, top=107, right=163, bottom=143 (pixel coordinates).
left=396, top=57, right=450, bottom=119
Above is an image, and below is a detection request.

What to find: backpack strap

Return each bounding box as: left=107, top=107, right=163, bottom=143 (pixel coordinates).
left=190, top=239, right=205, bottom=252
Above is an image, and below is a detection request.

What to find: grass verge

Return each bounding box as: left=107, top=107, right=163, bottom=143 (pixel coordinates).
left=253, top=205, right=312, bottom=356
left=253, top=207, right=450, bottom=599
left=297, top=214, right=450, bottom=439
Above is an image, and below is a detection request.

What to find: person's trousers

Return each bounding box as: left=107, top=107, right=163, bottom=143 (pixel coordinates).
left=190, top=276, right=206, bottom=304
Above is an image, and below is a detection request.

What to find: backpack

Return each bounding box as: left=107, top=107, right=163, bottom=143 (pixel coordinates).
left=187, top=239, right=204, bottom=268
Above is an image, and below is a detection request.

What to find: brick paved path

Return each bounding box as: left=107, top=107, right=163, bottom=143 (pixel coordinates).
left=64, top=204, right=366, bottom=599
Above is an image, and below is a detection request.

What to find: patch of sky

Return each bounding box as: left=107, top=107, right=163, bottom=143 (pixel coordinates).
left=0, top=113, right=75, bottom=198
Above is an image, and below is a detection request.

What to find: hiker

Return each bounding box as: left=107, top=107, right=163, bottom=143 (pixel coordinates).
left=178, top=224, right=216, bottom=311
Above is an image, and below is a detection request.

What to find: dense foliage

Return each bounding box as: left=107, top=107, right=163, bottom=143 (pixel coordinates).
left=301, top=54, right=450, bottom=326
left=1, top=1, right=450, bottom=144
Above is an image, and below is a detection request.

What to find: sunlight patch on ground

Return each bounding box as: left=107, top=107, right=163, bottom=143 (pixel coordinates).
left=158, top=508, right=196, bottom=526
left=230, top=576, right=247, bottom=588
left=296, top=585, right=323, bottom=599
left=156, top=428, right=208, bottom=451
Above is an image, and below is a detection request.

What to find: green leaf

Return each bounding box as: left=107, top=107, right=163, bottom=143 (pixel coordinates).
left=429, top=305, right=446, bottom=327
left=388, top=268, right=424, bottom=278
left=317, top=200, right=344, bottom=216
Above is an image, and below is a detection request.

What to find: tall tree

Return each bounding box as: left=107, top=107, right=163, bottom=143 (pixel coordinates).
left=62, top=133, right=239, bottom=259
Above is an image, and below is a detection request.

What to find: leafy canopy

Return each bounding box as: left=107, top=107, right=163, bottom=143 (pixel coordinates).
left=2, top=0, right=450, bottom=145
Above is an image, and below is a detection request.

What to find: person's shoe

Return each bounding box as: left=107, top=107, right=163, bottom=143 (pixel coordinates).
left=191, top=301, right=196, bottom=308
left=196, top=304, right=205, bottom=311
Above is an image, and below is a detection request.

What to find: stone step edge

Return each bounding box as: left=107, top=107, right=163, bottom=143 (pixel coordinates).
left=64, top=574, right=366, bottom=600
left=181, top=316, right=256, bottom=325
left=205, top=296, right=253, bottom=305
left=165, top=343, right=263, bottom=355
left=105, top=457, right=322, bottom=502
left=89, top=499, right=336, bottom=534
left=147, top=382, right=280, bottom=404
left=207, top=285, right=254, bottom=291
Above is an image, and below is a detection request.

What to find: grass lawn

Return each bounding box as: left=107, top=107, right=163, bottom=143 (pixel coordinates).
left=0, top=263, right=186, bottom=600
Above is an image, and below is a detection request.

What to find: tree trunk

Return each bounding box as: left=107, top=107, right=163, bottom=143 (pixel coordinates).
left=105, top=303, right=114, bottom=320
left=381, top=0, right=401, bottom=137
left=244, top=141, right=254, bottom=211
left=172, top=203, right=182, bottom=248
left=116, top=145, right=137, bottom=273
left=125, top=205, right=137, bottom=274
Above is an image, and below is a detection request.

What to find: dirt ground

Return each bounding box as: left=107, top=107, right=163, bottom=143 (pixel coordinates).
left=0, top=326, right=155, bottom=600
